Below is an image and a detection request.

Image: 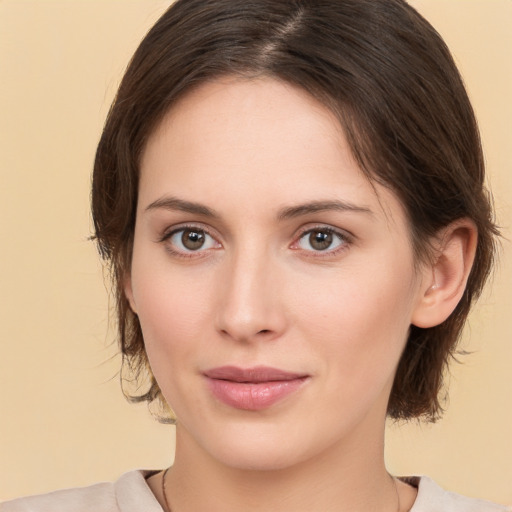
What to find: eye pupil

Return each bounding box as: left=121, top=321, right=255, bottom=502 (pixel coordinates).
left=182, top=229, right=205, bottom=250
left=309, top=231, right=332, bottom=250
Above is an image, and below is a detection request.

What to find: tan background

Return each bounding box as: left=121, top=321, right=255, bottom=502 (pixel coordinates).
left=0, top=0, right=510, bottom=504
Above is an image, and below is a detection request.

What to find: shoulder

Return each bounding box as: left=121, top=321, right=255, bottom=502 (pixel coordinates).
left=0, top=470, right=163, bottom=512
left=407, top=476, right=511, bottom=512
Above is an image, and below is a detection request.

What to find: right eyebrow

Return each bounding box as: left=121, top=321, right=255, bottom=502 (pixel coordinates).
left=277, top=199, right=373, bottom=221
left=144, top=196, right=220, bottom=218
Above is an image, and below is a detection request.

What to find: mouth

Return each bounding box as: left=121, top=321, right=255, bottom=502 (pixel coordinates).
left=203, top=366, right=309, bottom=411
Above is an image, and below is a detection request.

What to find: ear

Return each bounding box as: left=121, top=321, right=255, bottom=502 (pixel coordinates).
left=123, top=272, right=138, bottom=314
left=412, top=219, right=478, bottom=328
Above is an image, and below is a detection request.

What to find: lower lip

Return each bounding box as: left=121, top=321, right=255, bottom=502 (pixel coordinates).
left=206, top=377, right=308, bottom=411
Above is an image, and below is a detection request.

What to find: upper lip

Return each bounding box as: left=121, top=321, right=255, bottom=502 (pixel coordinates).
left=203, top=366, right=307, bottom=383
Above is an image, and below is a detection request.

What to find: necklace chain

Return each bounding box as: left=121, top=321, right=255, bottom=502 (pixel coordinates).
left=161, top=468, right=401, bottom=512
left=392, top=473, right=401, bottom=512
left=162, top=467, right=171, bottom=512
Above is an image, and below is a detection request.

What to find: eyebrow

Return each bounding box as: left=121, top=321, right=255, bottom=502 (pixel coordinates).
left=145, top=196, right=220, bottom=218
left=277, top=200, right=373, bottom=220
left=145, top=196, right=373, bottom=220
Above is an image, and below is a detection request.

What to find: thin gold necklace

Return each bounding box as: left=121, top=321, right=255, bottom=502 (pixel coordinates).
left=162, top=467, right=171, bottom=512
left=392, top=474, right=402, bottom=512
left=161, top=468, right=401, bottom=512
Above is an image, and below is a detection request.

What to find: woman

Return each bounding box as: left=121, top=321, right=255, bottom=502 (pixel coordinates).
left=2, top=0, right=509, bottom=510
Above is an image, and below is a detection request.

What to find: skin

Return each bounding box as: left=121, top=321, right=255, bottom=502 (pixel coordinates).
left=126, top=77, right=476, bottom=512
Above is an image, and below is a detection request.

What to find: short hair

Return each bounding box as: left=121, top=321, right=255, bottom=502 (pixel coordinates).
left=92, top=0, right=498, bottom=422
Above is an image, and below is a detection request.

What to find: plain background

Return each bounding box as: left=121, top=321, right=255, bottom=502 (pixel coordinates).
left=0, top=0, right=511, bottom=504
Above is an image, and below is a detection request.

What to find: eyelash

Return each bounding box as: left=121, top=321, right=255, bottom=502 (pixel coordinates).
left=292, top=225, right=351, bottom=258
left=158, top=224, right=352, bottom=259
left=158, top=224, right=221, bottom=259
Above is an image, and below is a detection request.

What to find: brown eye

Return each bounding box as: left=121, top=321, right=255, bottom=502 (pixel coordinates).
left=181, top=229, right=206, bottom=250
left=167, top=227, right=219, bottom=253
left=309, top=231, right=333, bottom=251
left=296, top=228, right=346, bottom=253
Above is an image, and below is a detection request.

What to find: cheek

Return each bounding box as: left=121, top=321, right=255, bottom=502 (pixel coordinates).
left=129, top=251, right=216, bottom=377
left=135, top=277, right=199, bottom=344
left=292, top=260, right=416, bottom=377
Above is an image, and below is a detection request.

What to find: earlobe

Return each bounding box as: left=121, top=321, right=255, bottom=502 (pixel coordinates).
left=124, top=273, right=138, bottom=314
left=412, top=219, right=477, bottom=328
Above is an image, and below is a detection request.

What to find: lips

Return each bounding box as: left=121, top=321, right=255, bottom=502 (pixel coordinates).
left=204, top=366, right=309, bottom=411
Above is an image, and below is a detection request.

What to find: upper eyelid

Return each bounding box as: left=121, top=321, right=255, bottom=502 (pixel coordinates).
left=294, top=224, right=353, bottom=241
left=290, top=224, right=353, bottom=254
left=159, top=223, right=219, bottom=242
left=158, top=225, right=221, bottom=257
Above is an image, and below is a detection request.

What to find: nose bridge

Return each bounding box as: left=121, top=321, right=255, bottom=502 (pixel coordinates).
left=215, top=242, right=284, bottom=342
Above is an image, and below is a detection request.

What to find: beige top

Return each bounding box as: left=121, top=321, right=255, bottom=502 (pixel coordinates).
left=1, top=470, right=510, bottom=512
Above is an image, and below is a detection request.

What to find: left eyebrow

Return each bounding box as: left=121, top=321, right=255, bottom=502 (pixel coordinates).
left=277, top=200, right=374, bottom=220
left=144, top=196, right=220, bottom=218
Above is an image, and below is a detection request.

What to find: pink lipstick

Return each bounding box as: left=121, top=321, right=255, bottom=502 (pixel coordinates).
left=204, top=366, right=308, bottom=411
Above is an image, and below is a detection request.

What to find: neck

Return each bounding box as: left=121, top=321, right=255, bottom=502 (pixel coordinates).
left=165, top=416, right=398, bottom=512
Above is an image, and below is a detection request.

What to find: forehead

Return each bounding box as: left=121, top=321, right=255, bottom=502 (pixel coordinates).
left=142, top=76, right=346, bottom=176
left=139, top=76, right=407, bottom=229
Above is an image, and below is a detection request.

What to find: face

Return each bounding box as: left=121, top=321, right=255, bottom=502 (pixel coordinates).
left=127, top=77, right=428, bottom=471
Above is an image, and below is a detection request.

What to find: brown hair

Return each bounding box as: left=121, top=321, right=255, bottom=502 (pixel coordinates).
left=92, top=0, right=498, bottom=422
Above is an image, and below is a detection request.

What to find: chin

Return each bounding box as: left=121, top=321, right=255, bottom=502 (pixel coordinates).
left=213, top=445, right=302, bottom=472
left=195, top=420, right=317, bottom=472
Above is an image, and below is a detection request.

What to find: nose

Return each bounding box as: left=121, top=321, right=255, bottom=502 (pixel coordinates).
left=214, top=247, right=287, bottom=343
